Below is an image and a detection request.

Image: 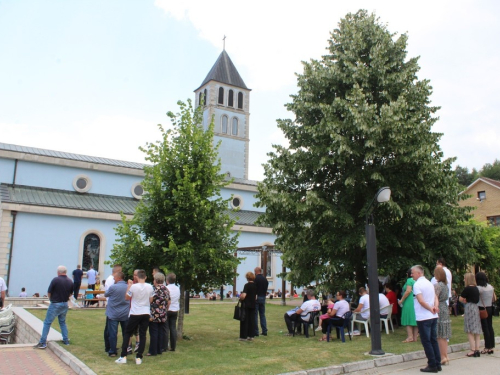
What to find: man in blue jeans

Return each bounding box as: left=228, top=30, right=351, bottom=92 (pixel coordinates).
left=412, top=265, right=441, bottom=373
left=104, top=271, right=129, bottom=357
left=254, top=267, right=269, bottom=336
left=34, top=265, right=74, bottom=349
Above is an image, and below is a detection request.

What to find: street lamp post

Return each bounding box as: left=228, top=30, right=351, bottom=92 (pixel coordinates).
left=365, top=187, right=391, bottom=356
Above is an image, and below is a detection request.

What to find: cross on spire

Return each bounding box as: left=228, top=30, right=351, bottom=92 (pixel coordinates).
left=223, top=35, right=226, bottom=50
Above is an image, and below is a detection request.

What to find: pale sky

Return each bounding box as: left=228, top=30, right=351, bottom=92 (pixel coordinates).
left=1, top=1, right=499, bottom=180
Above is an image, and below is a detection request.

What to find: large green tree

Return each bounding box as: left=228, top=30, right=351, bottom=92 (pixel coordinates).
left=256, top=10, right=475, bottom=291
left=110, top=99, right=240, bottom=335
left=479, top=159, right=500, bottom=181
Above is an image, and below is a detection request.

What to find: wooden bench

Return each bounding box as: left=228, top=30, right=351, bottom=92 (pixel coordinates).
left=81, top=290, right=107, bottom=308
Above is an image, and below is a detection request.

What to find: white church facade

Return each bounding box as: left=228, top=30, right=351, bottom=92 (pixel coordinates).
left=0, top=51, right=289, bottom=298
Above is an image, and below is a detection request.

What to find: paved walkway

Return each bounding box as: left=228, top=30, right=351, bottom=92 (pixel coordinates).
left=0, top=344, right=77, bottom=374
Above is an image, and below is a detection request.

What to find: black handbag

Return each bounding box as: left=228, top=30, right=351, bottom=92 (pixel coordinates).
left=233, top=301, right=246, bottom=321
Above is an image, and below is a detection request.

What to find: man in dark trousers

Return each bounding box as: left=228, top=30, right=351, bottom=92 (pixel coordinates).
left=34, top=265, right=74, bottom=349
left=254, top=267, right=269, bottom=336
left=72, top=264, right=83, bottom=301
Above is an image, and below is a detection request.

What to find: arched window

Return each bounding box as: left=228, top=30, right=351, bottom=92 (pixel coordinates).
left=204, top=88, right=207, bottom=105
left=221, top=115, right=228, bottom=133
left=218, top=87, right=224, bottom=105
left=232, top=117, right=238, bottom=135
left=237, top=92, right=243, bottom=109
left=198, top=92, right=202, bottom=106
left=82, top=233, right=100, bottom=272
left=228, top=89, right=234, bottom=107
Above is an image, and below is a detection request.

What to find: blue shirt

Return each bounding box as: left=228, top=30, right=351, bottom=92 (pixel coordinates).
left=105, top=280, right=130, bottom=321
left=72, top=269, right=83, bottom=283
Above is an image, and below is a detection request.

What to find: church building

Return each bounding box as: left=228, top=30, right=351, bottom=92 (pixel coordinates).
left=0, top=50, right=288, bottom=298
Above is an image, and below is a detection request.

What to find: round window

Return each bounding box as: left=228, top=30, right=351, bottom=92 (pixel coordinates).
left=131, top=183, right=144, bottom=199
left=73, top=175, right=92, bottom=193
left=230, top=195, right=243, bottom=209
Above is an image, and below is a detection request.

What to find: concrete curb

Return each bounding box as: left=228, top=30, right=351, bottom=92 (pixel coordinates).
left=279, top=337, right=500, bottom=375
left=48, top=342, right=97, bottom=375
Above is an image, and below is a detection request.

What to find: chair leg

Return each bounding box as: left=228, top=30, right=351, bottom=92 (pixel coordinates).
left=304, top=322, right=309, bottom=338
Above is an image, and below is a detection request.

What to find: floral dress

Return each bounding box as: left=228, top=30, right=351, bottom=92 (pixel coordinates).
left=150, top=284, right=170, bottom=323
left=434, top=281, right=451, bottom=339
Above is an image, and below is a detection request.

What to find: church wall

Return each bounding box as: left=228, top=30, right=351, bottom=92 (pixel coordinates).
left=0, top=158, right=15, bottom=184
left=220, top=187, right=264, bottom=213
left=8, top=212, right=119, bottom=296
left=213, top=108, right=246, bottom=138
left=14, top=161, right=142, bottom=198
left=214, top=136, right=246, bottom=178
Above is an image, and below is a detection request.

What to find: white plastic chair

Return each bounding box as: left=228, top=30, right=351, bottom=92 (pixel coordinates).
left=380, top=304, right=394, bottom=334
left=351, top=309, right=370, bottom=337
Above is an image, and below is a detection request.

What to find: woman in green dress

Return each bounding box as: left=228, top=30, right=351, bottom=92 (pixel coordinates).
left=399, top=269, right=418, bottom=342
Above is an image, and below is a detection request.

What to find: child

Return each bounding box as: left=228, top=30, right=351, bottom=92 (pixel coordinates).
left=19, top=287, right=27, bottom=297
left=316, top=298, right=335, bottom=331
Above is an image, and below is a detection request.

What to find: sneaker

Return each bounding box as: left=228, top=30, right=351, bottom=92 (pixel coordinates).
left=115, top=357, right=127, bottom=364
left=315, top=326, right=322, bottom=331
left=135, top=357, right=142, bottom=365
left=33, top=343, right=47, bottom=349
left=134, top=342, right=140, bottom=353
left=127, top=346, right=133, bottom=354
left=63, top=340, right=70, bottom=345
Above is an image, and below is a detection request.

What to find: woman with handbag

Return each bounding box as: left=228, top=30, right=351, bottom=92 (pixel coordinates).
left=239, top=271, right=257, bottom=341
left=459, top=273, right=482, bottom=357
left=476, top=272, right=495, bottom=354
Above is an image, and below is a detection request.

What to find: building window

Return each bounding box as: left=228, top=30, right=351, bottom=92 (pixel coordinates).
left=204, top=88, right=207, bottom=105
left=198, top=92, right=202, bottom=106
left=487, top=216, right=500, bottom=226
left=73, top=174, right=92, bottom=193
left=131, top=183, right=144, bottom=199
left=237, top=92, right=243, bottom=109
left=221, top=115, right=228, bottom=133
left=232, top=118, right=238, bottom=135
left=82, top=233, right=100, bottom=272
left=228, top=89, right=234, bottom=107
left=478, top=191, right=486, bottom=201
left=218, top=87, right=224, bottom=105
left=230, top=194, right=243, bottom=209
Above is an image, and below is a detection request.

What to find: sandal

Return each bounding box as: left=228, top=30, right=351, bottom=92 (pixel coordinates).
left=318, top=337, right=327, bottom=341
left=481, top=348, right=488, bottom=354
left=466, top=351, right=475, bottom=357
left=488, top=349, right=494, bottom=354
left=402, top=338, right=414, bottom=343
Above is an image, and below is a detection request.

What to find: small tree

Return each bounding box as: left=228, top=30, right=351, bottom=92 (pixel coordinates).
left=256, top=10, right=475, bottom=290
left=110, top=99, right=240, bottom=335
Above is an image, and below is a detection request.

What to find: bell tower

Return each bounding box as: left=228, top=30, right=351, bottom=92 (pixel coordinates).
left=194, top=50, right=251, bottom=180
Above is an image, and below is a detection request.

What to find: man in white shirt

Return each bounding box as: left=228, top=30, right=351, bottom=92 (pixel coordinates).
left=353, top=287, right=370, bottom=320
left=115, top=269, right=153, bottom=365
left=165, top=272, right=180, bottom=352
left=379, top=287, right=391, bottom=317
left=412, top=265, right=441, bottom=373
left=430, top=257, right=452, bottom=305
left=86, top=265, right=98, bottom=297
left=0, top=277, right=8, bottom=308
left=283, top=289, right=321, bottom=335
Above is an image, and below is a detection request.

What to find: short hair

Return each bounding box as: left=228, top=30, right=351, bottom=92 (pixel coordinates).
left=254, top=267, right=262, bottom=274
left=464, top=272, right=476, bottom=286
left=337, top=290, right=346, bottom=299
left=57, top=265, right=67, bottom=274
left=77, top=264, right=81, bottom=269
left=475, top=272, right=488, bottom=287
left=437, top=257, right=446, bottom=267
left=434, top=267, right=447, bottom=284
left=305, top=288, right=315, bottom=297
left=245, top=271, right=255, bottom=281
left=112, top=265, right=122, bottom=272
left=22, top=287, right=25, bottom=292
left=384, top=283, right=393, bottom=291
left=114, top=271, right=124, bottom=280
left=411, top=265, right=424, bottom=275
left=358, top=287, right=367, bottom=294
left=136, top=269, right=147, bottom=280
left=154, top=272, right=165, bottom=285
left=152, top=267, right=160, bottom=273
left=167, top=273, right=176, bottom=284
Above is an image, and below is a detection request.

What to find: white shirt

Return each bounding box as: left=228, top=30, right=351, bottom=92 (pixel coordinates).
left=167, top=283, right=180, bottom=312
left=0, top=277, right=7, bottom=293
left=333, top=299, right=350, bottom=318
left=358, top=294, right=370, bottom=319
left=379, top=293, right=390, bottom=315
left=87, top=269, right=97, bottom=284
left=129, top=283, right=154, bottom=315
left=413, top=276, right=438, bottom=321
left=299, top=299, right=321, bottom=321
left=104, top=275, right=115, bottom=301
left=431, top=267, right=452, bottom=305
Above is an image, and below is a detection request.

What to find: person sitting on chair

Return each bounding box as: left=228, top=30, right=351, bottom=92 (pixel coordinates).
left=353, top=287, right=370, bottom=321
left=283, top=289, right=320, bottom=336
left=319, top=290, right=350, bottom=341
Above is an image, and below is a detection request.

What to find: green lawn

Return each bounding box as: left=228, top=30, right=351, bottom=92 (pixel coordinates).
left=29, top=304, right=500, bottom=375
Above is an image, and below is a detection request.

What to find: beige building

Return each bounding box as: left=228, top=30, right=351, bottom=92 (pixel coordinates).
left=459, top=177, right=500, bottom=225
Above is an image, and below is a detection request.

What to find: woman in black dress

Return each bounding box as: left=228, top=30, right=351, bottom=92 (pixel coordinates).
left=239, top=271, right=257, bottom=341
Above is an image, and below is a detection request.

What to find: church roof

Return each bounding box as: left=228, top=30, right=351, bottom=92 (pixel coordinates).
left=0, top=184, right=266, bottom=226
left=195, top=50, right=249, bottom=91
left=0, top=142, right=146, bottom=170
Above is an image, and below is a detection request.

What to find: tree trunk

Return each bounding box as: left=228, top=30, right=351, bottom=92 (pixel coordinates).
left=177, top=284, right=185, bottom=339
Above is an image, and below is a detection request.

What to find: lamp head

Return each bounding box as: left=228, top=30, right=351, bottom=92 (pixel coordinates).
left=376, top=187, right=391, bottom=203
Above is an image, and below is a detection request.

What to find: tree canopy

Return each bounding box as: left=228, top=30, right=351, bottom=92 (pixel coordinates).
left=109, top=99, right=240, bottom=333
left=256, top=10, right=475, bottom=290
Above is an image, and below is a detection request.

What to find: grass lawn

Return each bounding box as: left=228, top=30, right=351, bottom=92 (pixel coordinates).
left=29, top=303, right=500, bottom=375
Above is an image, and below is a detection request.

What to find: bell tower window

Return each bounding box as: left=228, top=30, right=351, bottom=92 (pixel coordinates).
left=218, top=87, right=224, bottom=105
left=221, top=115, right=228, bottom=134
left=237, top=92, right=243, bottom=109
left=228, top=90, right=234, bottom=107
left=232, top=118, right=238, bottom=135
